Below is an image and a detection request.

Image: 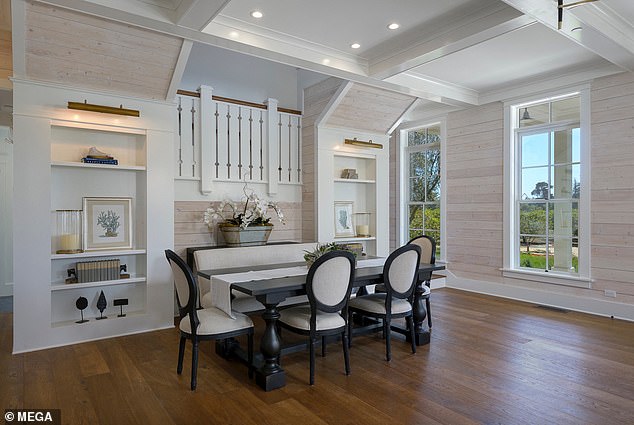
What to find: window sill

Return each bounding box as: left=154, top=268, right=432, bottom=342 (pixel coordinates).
left=500, top=268, right=591, bottom=288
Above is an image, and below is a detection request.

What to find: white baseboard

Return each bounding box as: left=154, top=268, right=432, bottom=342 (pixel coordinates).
left=444, top=271, right=634, bottom=322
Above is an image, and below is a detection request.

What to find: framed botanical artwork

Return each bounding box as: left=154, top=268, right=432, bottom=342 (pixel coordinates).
left=334, top=201, right=355, bottom=238
left=83, top=197, right=132, bottom=251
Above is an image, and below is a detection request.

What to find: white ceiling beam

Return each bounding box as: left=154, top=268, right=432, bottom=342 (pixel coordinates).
left=315, top=81, right=352, bottom=128
left=478, top=61, right=621, bottom=105
left=385, top=73, right=479, bottom=106
left=175, top=0, right=230, bottom=31
left=499, top=0, right=634, bottom=71
left=368, top=7, right=531, bottom=80
left=387, top=98, right=420, bottom=135
left=166, top=39, right=193, bottom=100
left=31, top=0, right=469, bottom=106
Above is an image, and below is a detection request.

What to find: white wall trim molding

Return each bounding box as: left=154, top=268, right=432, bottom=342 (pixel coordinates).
left=167, top=40, right=194, bottom=100
left=11, top=324, right=174, bottom=355
left=11, top=78, right=177, bottom=108
left=445, top=271, right=634, bottom=322
left=397, top=118, right=447, bottom=261
left=480, top=63, right=620, bottom=105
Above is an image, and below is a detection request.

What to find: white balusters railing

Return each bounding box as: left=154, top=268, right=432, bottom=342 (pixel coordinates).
left=175, top=86, right=302, bottom=194
left=174, top=94, right=201, bottom=180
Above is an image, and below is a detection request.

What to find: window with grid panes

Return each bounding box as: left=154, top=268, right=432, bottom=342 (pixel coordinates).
left=406, top=125, right=441, bottom=256
left=516, top=95, right=581, bottom=274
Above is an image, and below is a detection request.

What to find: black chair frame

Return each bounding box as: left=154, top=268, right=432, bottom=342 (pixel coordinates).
left=278, top=250, right=356, bottom=385
left=165, top=249, right=254, bottom=390
left=407, top=234, right=436, bottom=328
left=348, top=244, right=421, bottom=361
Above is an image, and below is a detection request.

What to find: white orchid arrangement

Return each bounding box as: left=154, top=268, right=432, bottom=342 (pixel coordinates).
left=203, top=182, right=286, bottom=230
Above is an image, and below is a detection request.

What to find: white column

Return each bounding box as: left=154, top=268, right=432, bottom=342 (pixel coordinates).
left=265, top=98, right=279, bottom=195
left=199, top=85, right=213, bottom=194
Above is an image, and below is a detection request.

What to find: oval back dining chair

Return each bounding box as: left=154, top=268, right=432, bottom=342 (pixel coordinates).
left=278, top=250, right=356, bottom=385
left=165, top=249, right=254, bottom=390
left=407, top=234, right=436, bottom=328
left=348, top=244, right=421, bottom=361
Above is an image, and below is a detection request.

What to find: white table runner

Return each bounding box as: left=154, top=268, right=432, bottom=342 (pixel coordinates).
left=211, top=257, right=386, bottom=319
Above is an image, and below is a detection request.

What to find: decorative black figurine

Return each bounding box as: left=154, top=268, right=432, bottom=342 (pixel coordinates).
left=113, top=298, right=128, bottom=317
left=96, top=290, right=108, bottom=320
left=75, top=296, right=89, bottom=323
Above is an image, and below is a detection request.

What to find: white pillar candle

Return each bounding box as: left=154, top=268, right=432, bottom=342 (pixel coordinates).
left=59, top=233, right=81, bottom=251
left=356, top=224, right=369, bottom=236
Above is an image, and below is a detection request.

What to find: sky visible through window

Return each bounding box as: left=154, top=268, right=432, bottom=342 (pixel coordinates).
left=521, top=128, right=580, bottom=198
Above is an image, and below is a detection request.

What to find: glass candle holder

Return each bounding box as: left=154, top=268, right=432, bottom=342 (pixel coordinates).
left=56, top=210, right=83, bottom=254
left=353, top=212, right=371, bottom=237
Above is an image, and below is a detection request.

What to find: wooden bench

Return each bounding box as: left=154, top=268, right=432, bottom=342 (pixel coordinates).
left=194, top=242, right=318, bottom=313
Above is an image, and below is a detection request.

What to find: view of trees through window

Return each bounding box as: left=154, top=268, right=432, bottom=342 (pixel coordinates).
left=517, top=95, right=580, bottom=273
left=406, top=125, right=441, bottom=256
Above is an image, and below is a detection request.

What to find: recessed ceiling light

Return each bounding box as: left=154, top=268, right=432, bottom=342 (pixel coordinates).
left=229, top=31, right=239, bottom=38
left=322, top=58, right=331, bottom=65
left=351, top=43, right=361, bottom=49
left=251, top=10, right=263, bottom=19
left=387, top=23, right=400, bottom=30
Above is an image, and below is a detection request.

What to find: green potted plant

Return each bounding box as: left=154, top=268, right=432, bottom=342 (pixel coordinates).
left=303, top=242, right=356, bottom=268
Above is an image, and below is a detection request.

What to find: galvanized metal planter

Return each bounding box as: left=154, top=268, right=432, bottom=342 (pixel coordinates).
left=218, top=223, right=273, bottom=247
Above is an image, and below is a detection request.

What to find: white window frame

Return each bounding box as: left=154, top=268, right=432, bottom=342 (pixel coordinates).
left=399, top=119, right=446, bottom=262
left=503, top=87, right=591, bottom=287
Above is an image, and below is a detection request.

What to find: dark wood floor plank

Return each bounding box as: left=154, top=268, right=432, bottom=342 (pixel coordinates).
left=22, top=350, right=60, bottom=409
left=0, top=313, right=23, bottom=410
left=1, top=288, right=633, bottom=425
left=98, top=340, right=176, bottom=425
left=48, top=346, right=101, bottom=425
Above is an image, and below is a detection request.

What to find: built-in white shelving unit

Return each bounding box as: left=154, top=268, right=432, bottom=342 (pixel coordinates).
left=12, top=80, right=174, bottom=353
left=315, top=127, right=389, bottom=257
left=47, top=121, right=152, bottom=325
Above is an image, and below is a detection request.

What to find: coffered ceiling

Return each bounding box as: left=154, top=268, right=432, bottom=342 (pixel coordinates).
left=35, top=0, right=634, bottom=113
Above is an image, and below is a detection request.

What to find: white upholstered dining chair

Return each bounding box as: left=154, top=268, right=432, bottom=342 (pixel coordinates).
left=165, top=249, right=254, bottom=390
left=278, top=250, right=356, bottom=385
left=348, top=244, right=421, bottom=361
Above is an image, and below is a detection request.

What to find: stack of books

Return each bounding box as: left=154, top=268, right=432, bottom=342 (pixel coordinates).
left=81, top=146, right=118, bottom=165
left=76, top=259, right=121, bottom=283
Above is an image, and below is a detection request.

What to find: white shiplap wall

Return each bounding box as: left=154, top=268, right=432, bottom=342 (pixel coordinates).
left=301, top=77, right=343, bottom=242
left=173, top=201, right=303, bottom=258
left=590, top=72, right=634, bottom=303
left=24, top=1, right=182, bottom=100
left=436, top=72, right=634, bottom=314
left=446, top=102, right=505, bottom=280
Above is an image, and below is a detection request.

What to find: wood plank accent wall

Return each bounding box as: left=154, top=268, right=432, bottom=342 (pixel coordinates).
left=325, top=84, right=415, bottom=134
left=445, top=102, right=505, bottom=281
left=0, top=0, right=11, bottom=90
left=590, top=71, right=634, bottom=300
left=301, top=77, right=344, bottom=241
left=173, top=201, right=302, bottom=258
left=24, top=1, right=182, bottom=100
left=438, top=73, right=634, bottom=305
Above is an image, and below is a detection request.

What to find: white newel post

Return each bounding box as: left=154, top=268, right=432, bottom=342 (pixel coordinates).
left=265, top=98, right=279, bottom=196
left=199, top=85, right=213, bottom=194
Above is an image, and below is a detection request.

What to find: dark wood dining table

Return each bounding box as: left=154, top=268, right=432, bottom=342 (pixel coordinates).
left=198, top=261, right=445, bottom=391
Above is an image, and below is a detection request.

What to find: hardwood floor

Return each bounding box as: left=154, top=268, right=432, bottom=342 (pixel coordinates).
left=2, top=288, right=633, bottom=424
